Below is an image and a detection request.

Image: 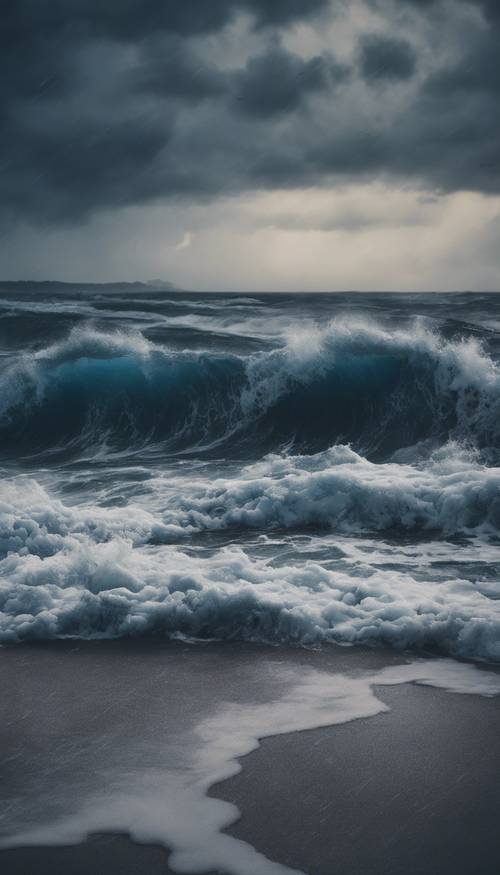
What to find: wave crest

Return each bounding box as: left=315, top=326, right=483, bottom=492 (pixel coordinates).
left=0, top=319, right=499, bottom=459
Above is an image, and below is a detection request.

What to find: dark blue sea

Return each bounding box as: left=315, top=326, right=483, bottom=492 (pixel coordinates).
left=1, top=288, right=500, bottom=661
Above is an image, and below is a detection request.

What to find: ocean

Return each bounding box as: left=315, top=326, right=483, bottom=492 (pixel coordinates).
left=1, top=287, right=500, bottom=658
left=1, top=287, right=500, bottom=874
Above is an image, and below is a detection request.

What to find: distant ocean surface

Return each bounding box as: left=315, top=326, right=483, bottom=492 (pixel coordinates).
left=1, top=288, right=500, bottom=662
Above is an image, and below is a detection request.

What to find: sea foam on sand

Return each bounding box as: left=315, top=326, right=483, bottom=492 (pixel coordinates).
left=2, top=656, right=499, bottom=875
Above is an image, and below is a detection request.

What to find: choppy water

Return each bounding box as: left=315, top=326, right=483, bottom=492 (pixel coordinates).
left=1, top=288, right=500, bottom=661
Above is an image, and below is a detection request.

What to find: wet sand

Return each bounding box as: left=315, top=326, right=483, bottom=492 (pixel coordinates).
left=1, top=640, right=499, bottom=875
left=0, top=833, right=173, bottom=875
left=219, top=681, right=500, bottom=874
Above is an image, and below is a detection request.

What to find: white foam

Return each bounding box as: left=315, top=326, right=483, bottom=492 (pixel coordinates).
left=1, top=463, right=500, bottom=660
left=1, top=658, right=499, bottom=875
left=159, top=443, right=500, bottom=536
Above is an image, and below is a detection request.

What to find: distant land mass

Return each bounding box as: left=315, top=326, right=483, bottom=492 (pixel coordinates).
left=0, top=279, right=180, bottom=292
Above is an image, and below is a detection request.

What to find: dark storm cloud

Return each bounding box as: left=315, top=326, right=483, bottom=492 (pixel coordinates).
left=0, top=0, right=330, bottom=103
left=1, top=113, right=171, bottom=222
left=358, top=34, right=417, bottom=81
left=424, top=33, right=500, bottom=96
left=133, top=40, right=227, bottom=102
left=0, top=0, right=499, bottom=227
left=232, top=46, right=348, bottom=117
left=2, top=0, right=330, bottom=42
left=471, top=0, right=500, bottom=21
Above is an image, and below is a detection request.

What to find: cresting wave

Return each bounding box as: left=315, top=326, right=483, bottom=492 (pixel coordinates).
left=1, top=445, right=500, bottom=660
left=158, top=444, right=500, bottom=536
left=1, top=319, right=500, bottom=458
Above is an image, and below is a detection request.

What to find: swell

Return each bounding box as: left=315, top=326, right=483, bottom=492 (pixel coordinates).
left=1, top=320, right=499, bottom=460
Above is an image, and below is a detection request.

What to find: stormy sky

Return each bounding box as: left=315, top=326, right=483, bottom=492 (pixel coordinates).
left=1, top=0, right=499, bottom=290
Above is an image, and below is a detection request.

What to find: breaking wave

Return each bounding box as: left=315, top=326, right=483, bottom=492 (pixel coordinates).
left=1, top=319, right=500, bottom=459
left=158, top=444, right=500, bottom=537
left=1, top=444, right=500, bottom=661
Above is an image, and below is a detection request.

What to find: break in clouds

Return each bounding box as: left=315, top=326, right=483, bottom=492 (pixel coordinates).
left=1, top=0, right=499, bottom=227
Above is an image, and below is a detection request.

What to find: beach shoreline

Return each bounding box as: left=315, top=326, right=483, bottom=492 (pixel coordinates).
left=1, top=640, right=500, bottom=874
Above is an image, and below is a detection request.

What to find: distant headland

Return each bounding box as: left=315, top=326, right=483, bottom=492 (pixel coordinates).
left=0, top=279, right=180, bottom=292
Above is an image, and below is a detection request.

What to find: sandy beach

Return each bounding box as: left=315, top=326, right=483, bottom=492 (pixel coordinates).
left=1, top=640, right=499, bottom=875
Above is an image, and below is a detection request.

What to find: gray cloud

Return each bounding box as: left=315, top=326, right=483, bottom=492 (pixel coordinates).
left=358, top=34, right=417, bottom=81
left=133, top=40, right=227, bottom=102
left=232, top=45, right=349, bottom=117
left=0, top=0, right=499, bottom=229
left=2, top=0, right=331, bottom=42
left=424, top=32, right=500, bottom=96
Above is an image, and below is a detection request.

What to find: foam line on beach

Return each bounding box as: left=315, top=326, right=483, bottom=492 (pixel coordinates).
left=1, top=658, right=499, bottom=875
